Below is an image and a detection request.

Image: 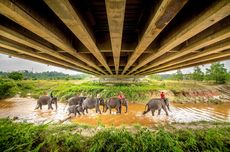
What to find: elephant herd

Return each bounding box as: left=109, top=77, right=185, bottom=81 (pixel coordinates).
left=65, top=96, right=129, bottom=116
left=34, top=94, right=170, bottom=116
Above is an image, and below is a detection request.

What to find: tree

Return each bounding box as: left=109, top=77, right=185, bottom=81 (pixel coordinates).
left=7, top=72, right=24, bottom=80
left=175, top=70, right=183, bottom=80
left=169, top=70, right=184, bottom=80
left=148, top=74, right=162, bottom=80
left=205, top=62, right=228, bottom=84
left=192, top=66, right=204, bottom=81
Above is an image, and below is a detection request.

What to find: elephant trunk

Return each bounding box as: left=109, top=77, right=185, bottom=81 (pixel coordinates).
left=34, top=104, right=39, bottom=110
left=55, top=101, right=58, bottom=110
left=167, top=105, right=171, bottom=112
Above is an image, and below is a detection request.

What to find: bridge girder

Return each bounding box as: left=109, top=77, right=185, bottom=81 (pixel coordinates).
left=0, top=0, right=229, bottom=77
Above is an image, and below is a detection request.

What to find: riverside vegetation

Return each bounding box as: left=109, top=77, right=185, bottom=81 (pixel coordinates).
left=1, top=78, right=229, bottom=103
left=1, top=119, right=230, bottom=152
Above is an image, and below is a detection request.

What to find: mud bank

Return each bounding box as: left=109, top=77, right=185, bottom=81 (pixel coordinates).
left=148, top=85, right=230, bottom=104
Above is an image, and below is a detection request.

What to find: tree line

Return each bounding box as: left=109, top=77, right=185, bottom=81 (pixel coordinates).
left=0, top=71, right=90, bottom=80
left=149, top=62, right=230, bottom=84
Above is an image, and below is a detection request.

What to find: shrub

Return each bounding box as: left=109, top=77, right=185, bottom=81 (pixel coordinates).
left=0, top=79, right=18, bottom=99
left=7, top=72, right=24, bottom=80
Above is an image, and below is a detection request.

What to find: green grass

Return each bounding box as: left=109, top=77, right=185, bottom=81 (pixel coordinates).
left=0, top=119, right=230, bottom=152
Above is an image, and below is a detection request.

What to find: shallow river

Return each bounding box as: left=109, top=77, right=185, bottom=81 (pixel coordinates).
left=0, top=97, right=229, bottom=126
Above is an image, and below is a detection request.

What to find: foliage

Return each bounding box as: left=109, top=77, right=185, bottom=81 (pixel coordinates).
left=168, top=70, right=184, bottom=80
left=148, top=74, right=163, bottom=80
left=7, top=72, right=24, bottom=80
left=0, top=78, right=208, bottom=101
left=205, top=62, right=228, bottom=84
left=192, top=66, right=204, bottom=81
left=0, top=79, right=18, bottom=99
left=1, top=119, right=230, bottom=152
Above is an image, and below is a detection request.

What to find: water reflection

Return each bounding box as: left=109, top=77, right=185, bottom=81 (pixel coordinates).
left=0, top=98, right=229, bottom=126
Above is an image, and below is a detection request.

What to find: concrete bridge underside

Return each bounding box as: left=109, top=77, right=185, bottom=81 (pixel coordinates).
left=0, top=0, right=229, bottom=77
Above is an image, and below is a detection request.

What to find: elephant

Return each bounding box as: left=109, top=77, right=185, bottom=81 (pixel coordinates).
left=98, top=97, right=106, bottom=112
left=104, top=97, right=128, bottom=113
left=65, top=96, right=87, bottom=109
left=34, top=95, right=58, bottom=110
left=82, top=97, right=103, bottom=114
left=143, top=98, right=170, bottom=116
left=104, top=98, right=122, bottom=114
left=67, top=105, right=84, bottom=116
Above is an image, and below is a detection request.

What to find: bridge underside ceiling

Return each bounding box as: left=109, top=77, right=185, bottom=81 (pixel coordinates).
left=0, top=0, right=229, bottom=76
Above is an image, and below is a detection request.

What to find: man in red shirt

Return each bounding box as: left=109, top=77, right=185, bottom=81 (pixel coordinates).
left=160, top=92, right=165, bottom=100
left=118, top=91, right=125, bottom=100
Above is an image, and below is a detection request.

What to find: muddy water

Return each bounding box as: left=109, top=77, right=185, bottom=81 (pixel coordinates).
left=0, top=97, right=230, bottom=126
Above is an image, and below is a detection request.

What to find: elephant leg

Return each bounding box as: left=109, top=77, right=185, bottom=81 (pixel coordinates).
left=86, top=108, right=88, bottom=113
left=77, top=110, right=81, bottom=116
left=109, top=106, right=112, bottom=114
left=151, top=109, right=155, bottom=116
left=39, top=104, right=42, bottom=110
left=104, top=105, right=108, bottom=112
left=97, top=106, right=101, bottom=114
left=158, top=109, right=161, bottom=115
left=74, top=111, right=77, bottom=116
left=116, top=105, right=121, bottom=114
left=162, top=106, right=169, bottom=116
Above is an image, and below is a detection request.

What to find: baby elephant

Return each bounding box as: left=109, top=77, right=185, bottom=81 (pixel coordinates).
left=68, top=105, right=84, bottom=116
left=143, top=98, right=170, bottom=116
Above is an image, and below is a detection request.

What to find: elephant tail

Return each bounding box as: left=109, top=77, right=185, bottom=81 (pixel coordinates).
left=143, top=104, right=149, bottom=115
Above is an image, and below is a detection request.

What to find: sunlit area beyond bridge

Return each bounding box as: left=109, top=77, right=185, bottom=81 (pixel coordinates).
left=0, top=0, right=229, bottom=77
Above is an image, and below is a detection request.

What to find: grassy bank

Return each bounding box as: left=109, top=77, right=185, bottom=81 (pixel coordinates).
left=0, top=78, right=227, bottom=103
left=0, top=119, right=230, bottom=152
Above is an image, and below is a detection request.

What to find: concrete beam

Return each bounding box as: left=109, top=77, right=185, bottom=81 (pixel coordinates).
left=154, top=53, right=230, bottom=74
left=0, top=38, right=101, bottom=75
left=134, top=26, right=230, bottom=74
left=0, top=48, right=97, bottom=75
left=0, top=0, right=107, bottom=75
left=0, top=25, right=103, bottom=75
left=127, top=0, right=230, bottom=75
left=143, top=39, right=230, bottom=73
left=122, top=0, right=188, bottom=74
left=141, top=50, right=230, bottom=75
left=44, top=0, right=112, bottom=74
left=105, top=0, right=126, bottom=74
